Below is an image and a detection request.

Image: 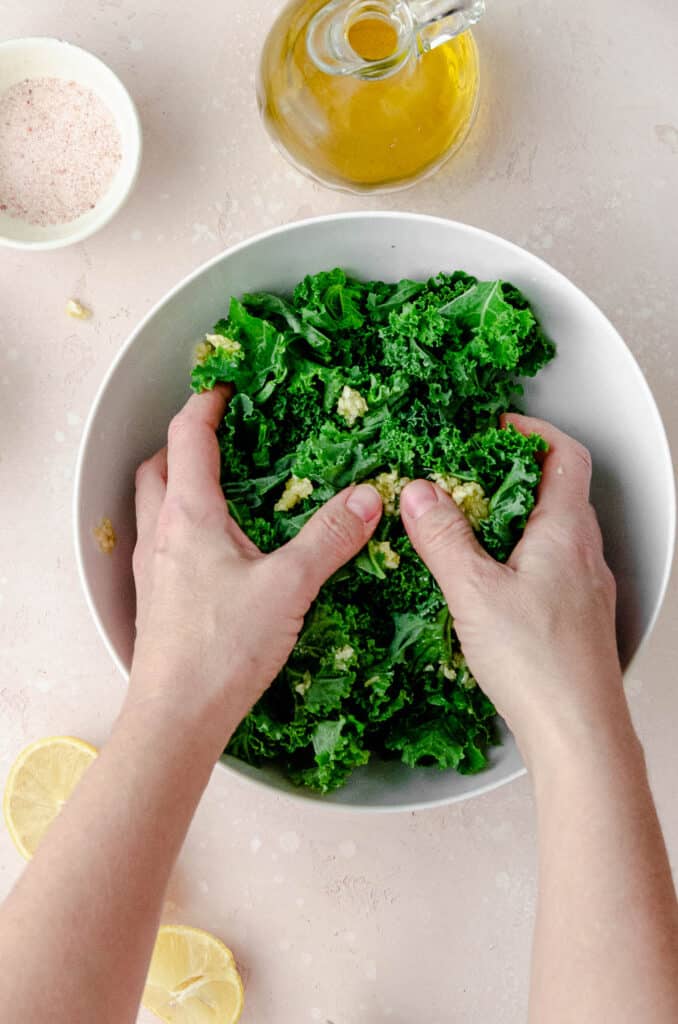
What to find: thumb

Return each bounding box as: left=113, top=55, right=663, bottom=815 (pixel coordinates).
left=277, top=484, right=383, bottom=599
left=400, top=480, right=498, bottom=608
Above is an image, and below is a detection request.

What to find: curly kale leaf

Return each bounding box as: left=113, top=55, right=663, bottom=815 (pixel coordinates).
left=191, top=268, right=556, bottom=792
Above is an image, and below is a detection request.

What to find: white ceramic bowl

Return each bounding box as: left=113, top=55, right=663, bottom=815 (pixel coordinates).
left=74, top=213, right=675, bottom=812
left=0, top=37, right=141, bottom=250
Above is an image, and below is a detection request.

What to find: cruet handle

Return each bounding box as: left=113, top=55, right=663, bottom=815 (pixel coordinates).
left=409, top=0, right=485, bottom=51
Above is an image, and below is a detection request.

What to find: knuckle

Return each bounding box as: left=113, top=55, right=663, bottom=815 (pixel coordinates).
left=261, top=552, right=301, bottom=593
left=572, top=442, right=593, bottom=477
left=571, top=532, right=600, bottom=567
left=157, top=494, right=228, bottom=549
left=585, top=504, right=605, bottom=544
left=421, top=508, right=471, bottom=555
left=577, top=504, right=602, bottom=546
left=600, top=562, right=617, bottom=598
left=154, top=494, right=193, bottom=551
left=568, top=510, right=614, bottom=590
left=456, top=558, right=499, bottom=608
left=559, top=505, right=598, bottom=547
left=132, top=543, right=145, bottom=577
left=167, top=412, right=191, bottom=447
left=134, top=459, right=153, bottom=489
left=319, top=506, right=360, bottom=557
left=468, top=555, right=498, bottom=592
left=162, top=492, right=192, bottom=525
left=267, top=549, right=315, bottom=602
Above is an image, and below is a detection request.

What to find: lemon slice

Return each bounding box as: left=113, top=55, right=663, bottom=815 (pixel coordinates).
left=3, top=736, right=98, bottom=859
left=143, top=925, right=244, bottom=1024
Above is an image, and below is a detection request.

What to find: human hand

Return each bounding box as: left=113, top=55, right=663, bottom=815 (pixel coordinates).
left=400, top=414, right=626, bottom=772
left=129, top=386, right=383, bottom=752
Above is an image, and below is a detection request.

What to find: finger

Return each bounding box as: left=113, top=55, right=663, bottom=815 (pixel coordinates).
left=509, top=482, right=606, bottom=571
left=502, top=413, right=592, bottom=514
left=224, top=514, right=263, bottom=560
left=400, top=480, right=499, bottom=609
left=274, top=484, right=383, bottom=598
left=134, top=447, right=167, bottom=545
left=166, top=385, right=231, bottom=505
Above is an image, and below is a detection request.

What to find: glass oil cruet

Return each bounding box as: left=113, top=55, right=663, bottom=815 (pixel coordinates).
left=258, top=0, right=486, bottom=193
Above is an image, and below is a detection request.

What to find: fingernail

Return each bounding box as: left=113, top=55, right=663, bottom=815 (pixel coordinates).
left=346, top=484, right=383, bottom=523
left=401, top=480, right=439, bottom=520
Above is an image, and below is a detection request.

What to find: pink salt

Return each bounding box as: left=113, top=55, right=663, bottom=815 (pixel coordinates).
left=0, top=77, right=122, bottom=227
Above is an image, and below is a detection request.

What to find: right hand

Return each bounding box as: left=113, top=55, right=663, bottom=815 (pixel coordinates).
left=400, top=414, right=627, bottom=771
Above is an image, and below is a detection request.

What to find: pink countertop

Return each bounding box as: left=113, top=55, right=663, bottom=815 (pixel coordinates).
left=1, top=2, right=677, bottom=1022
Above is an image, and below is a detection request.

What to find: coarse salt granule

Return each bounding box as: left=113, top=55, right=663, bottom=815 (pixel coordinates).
left=0, top=77, right=122, bottom=227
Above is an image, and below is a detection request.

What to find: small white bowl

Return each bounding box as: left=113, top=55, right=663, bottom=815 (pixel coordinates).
left=74, top=213, right=675, bottom=812
left=0, top=37, right=142, bottom=250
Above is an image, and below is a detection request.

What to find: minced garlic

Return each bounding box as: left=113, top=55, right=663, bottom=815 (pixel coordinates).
left=334, top=645, right=355, bottom=670
left=430, top=473, right=490, bottom=530
left=337, top=385, right=368, bottom=427
left=94, top=517, right=116, bottom=554
left=371, top=539, right=400, bottom=570
left=295, top=671, right=313, bottom=696
left=205, top=333, right=242, bottom=357
left=274, top=476, right=314, bottom=512
left=366, top=470, right=411, bottom=516
left=196, top=333, right=242, bottom=364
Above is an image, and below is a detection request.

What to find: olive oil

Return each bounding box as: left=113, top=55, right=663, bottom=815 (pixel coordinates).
left=258, top=0, right=482, bottom=192
left=348, top=17, right=399, bottom=61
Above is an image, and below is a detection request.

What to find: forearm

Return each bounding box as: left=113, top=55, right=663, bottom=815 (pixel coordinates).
left=0, top=684, right=231, bottom=1024
left=529, top=703, right=678, bottom=1023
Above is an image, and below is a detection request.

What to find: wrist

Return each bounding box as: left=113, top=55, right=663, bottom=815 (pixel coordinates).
left=122, top=660, right=245, bottom=766
left=513, top=677, right=643, bottom=786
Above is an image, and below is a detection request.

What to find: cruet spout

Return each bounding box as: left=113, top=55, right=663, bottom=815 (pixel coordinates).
left=307, top=0, right=485, bottom=78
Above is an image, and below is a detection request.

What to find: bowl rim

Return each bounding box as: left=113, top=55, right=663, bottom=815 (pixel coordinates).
left=73, top=210, right=677, bottom=813
left=0, top=35, right=142, bottom=252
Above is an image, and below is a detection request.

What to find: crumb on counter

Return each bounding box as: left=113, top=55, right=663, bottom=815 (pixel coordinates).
left=94, top=517, right=116, bottom=554
left=430, top=473, right=489, bottom=530
left=366, top=469, right=411, bottom=516
left=370, top=539, right=400, bottom=570
left=274, top=475, right=314, bottom=512
left=337, top=385, right=368, bottom=427
left=66, top=298, right=92, bottom=320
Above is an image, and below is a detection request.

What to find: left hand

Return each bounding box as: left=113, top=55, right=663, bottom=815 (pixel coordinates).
left=129, top=386, right=383, bottom=751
